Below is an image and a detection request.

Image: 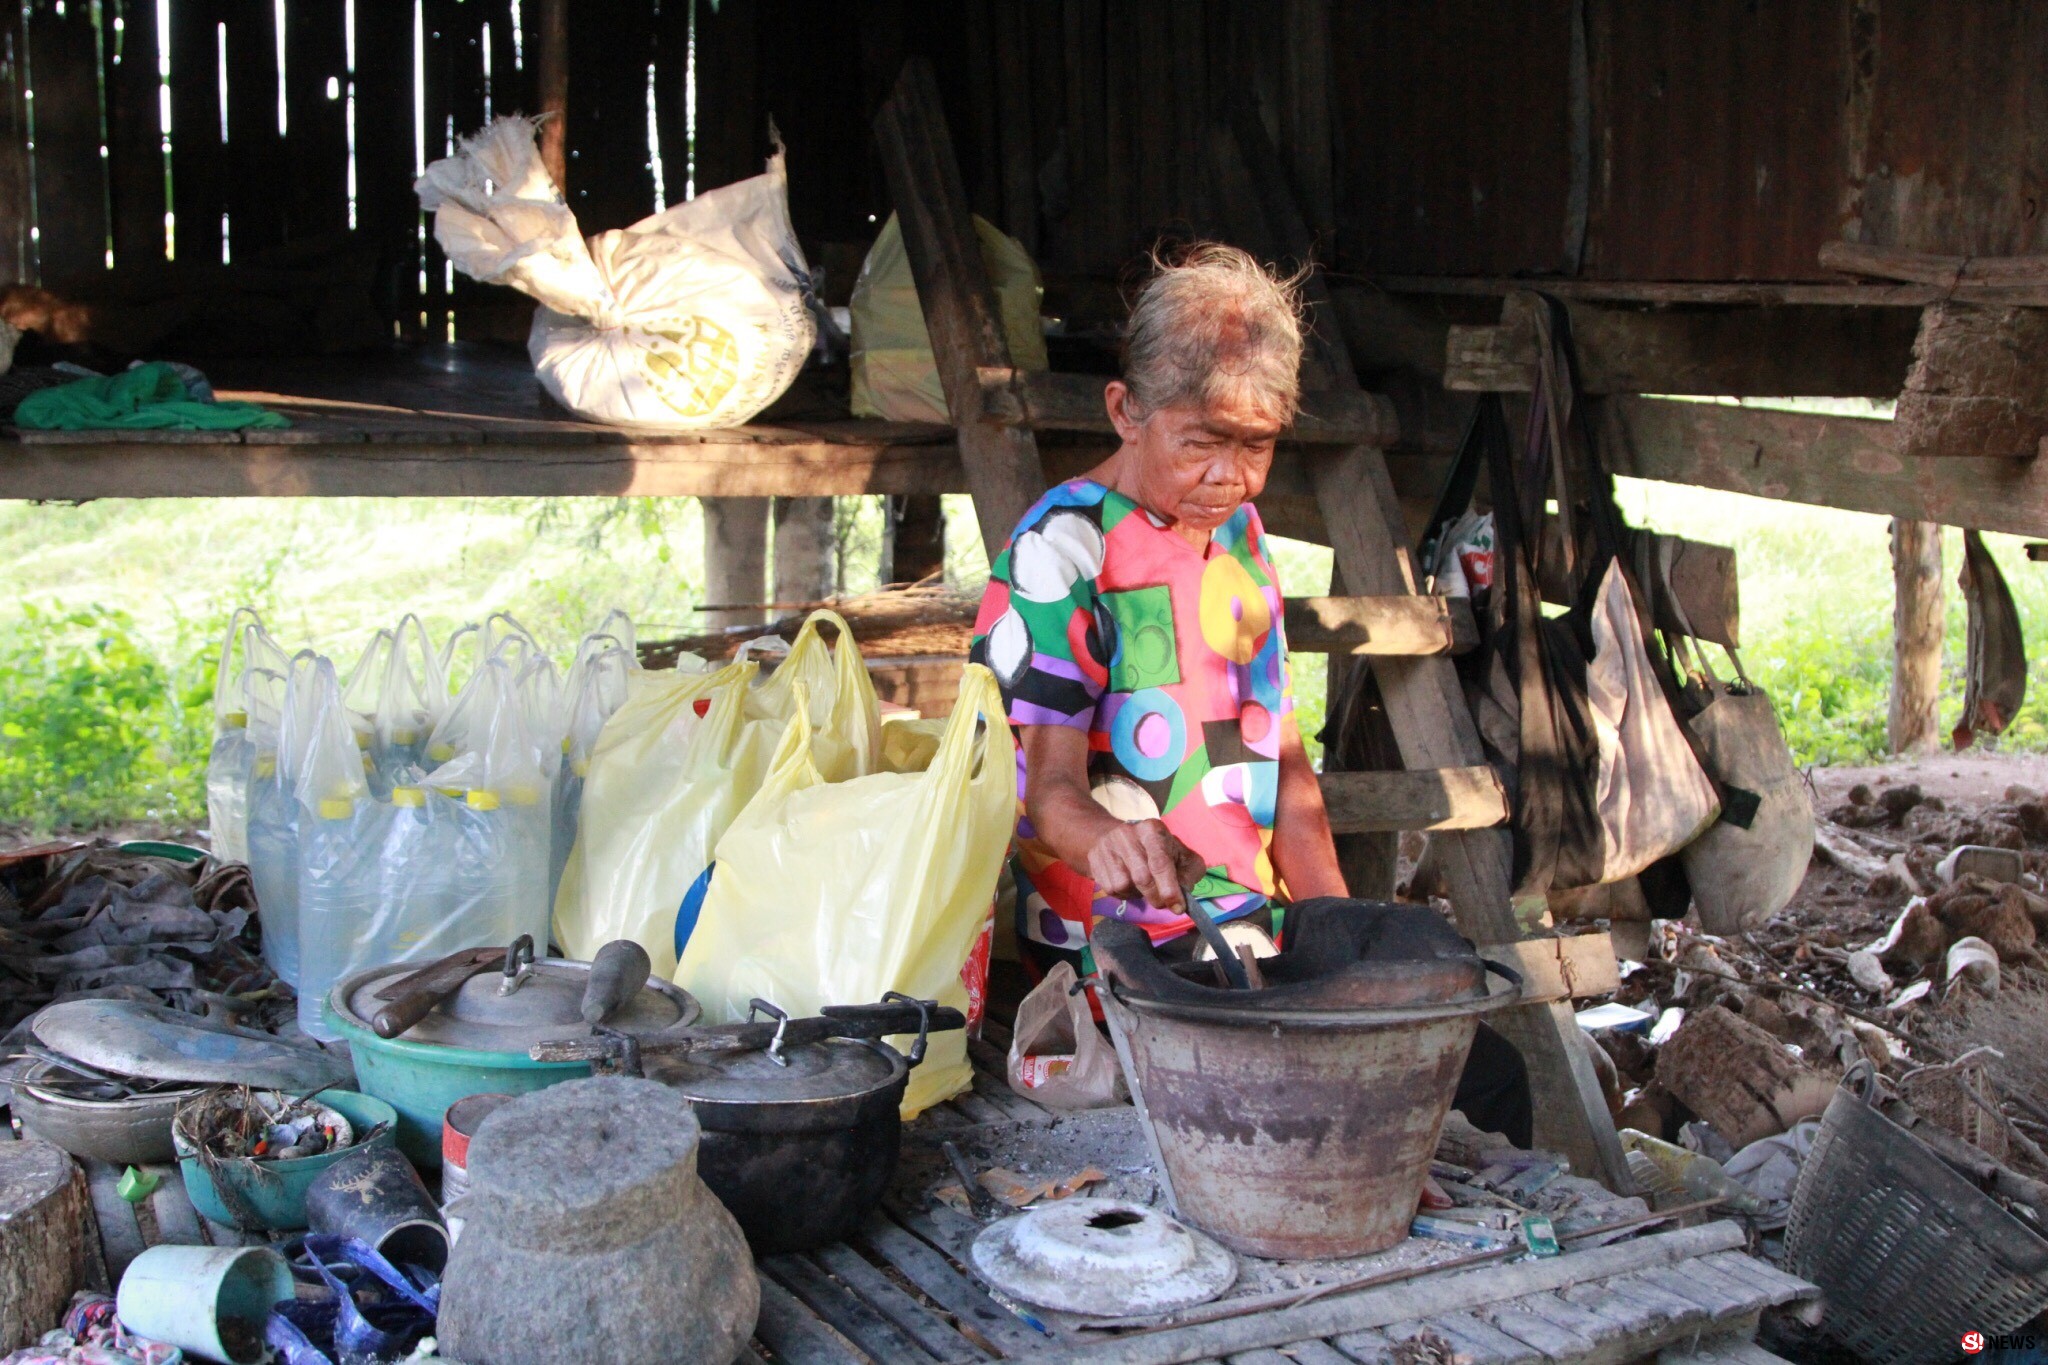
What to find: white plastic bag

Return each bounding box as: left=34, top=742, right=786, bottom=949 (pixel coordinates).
left=292, top=655, right=387, bottom=1040
left=248, top=652, right=323, bottom=986
left=551, top=634, right=634, bottom=906
left=675, top=664, right=1015, bottom=1117
left=373, top=614, right=446, bottom=784
left=418, top=116, right=814, bottom=429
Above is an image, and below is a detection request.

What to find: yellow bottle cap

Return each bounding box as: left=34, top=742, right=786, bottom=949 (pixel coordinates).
left=572, top=758, right=590, bottom=778
left=254, top=756, right=276, bottom=779
left=319, top=797, right=354, bottom=820
left=428, top=743, right=455, bottom=763
left=224, top=710, right=247, bottom=728
left=393, top=727, right=417, bottom=745
left=561, top=736, right=574, bottom=753
left=392, top=786, right=426, bottom=808
left=466, top=789, right=501, bottom=811
left=354, top=729, right=372, bottom=749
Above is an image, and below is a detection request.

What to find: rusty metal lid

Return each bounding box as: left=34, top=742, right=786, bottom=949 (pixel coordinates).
left=970, top=1198, right=1237, bottom=1317
left=645, top=1037, right=904, bottom=1106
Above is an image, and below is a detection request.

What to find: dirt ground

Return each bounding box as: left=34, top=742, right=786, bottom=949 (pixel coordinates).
left=1805, top=749, right=2048, bottom=810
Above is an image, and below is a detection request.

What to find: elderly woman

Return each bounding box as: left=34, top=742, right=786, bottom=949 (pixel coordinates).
left=972, top=244, right=1531, bottom=1144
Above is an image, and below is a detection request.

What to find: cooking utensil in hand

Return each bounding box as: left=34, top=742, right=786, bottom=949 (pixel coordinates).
left=1175, top=875, right=1250, bottom=990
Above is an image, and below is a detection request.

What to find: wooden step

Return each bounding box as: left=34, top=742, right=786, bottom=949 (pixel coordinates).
left=1284, top=594, right=1477, bottom=656
left=1318, top=765, right=1508, bottom=834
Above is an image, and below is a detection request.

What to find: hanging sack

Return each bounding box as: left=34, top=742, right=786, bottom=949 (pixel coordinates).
left=1445, top=297, right=1718, bottom=896
left=674, top=664, right=1016, bottom=1117
left=1006, top=961, right=1127, bottom=1110
left=1646, top=539, right=1813, bottom=934
left=417, top=116, right=814, bottom=428
left=554, top=611, right=880, bottom=973
left=849, top=212, right=1047, bottom=423
left=1954, top=528, right=2028, bottom=749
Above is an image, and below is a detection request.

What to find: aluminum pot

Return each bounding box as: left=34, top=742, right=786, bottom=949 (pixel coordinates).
left=644, top=1001, right=931, bottom=1254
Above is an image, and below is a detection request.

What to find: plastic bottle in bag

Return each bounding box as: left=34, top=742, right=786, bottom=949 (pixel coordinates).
left=247, top=653, right=322, bottom=986
left=292, top=655, right=391, bottom=1040
left=551, top=635, right=632, bottom=906
left=205, top=608, right=288, bottom=864
left=374, top=614, right=446, bottom=785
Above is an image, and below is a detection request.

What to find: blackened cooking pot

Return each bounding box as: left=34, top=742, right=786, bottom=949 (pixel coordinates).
left=643, top=999, right=932, bottom=1254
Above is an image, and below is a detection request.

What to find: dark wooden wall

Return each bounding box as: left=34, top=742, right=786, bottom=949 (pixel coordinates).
left=6, top=0, right=2048, bottom=344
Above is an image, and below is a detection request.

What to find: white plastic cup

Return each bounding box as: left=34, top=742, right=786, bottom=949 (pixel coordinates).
left=116, top=1244, right=293, bottom=1364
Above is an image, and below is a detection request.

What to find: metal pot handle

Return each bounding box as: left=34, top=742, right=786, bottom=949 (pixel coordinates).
left=882, top=991, right=934, bottom=1068
left=746, top=999, right=791, bottom=1067
left=1479, top=957, right=1524, bottom=988
left=500, top=934, right=536, bottom=996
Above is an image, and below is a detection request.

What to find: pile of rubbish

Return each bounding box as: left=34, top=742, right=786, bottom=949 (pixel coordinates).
left=173, top=1087, right=367, bottom=1164
left=0, top=842, right=282, bottom=1040
left=205, top=607, right=637, bottom=1042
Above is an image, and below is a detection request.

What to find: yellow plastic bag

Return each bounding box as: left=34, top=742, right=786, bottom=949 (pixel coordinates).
left=675, top=665, right=1016, bottom=1117
left=552, top=612, right=880, bottom=974
left=849, top=212, right=1047, bottom=423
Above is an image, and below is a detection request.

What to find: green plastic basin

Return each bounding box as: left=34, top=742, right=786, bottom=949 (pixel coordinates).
left=176, top=1088, right=398, bottom=1230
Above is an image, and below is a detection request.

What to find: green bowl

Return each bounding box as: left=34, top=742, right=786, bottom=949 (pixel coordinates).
left=176, top=1089, right=398, bottom=1231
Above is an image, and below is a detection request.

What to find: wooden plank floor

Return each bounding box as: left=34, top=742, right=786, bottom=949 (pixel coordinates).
left=58, top=1044, right=1815, bottom=1364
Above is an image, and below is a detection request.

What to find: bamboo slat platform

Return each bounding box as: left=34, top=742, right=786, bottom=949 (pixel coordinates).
left=41, top=1036, right=1816, bottom=1365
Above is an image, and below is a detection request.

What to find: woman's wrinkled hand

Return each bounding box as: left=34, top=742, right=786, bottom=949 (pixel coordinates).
left=1085, top=819, right=1207, bottom=911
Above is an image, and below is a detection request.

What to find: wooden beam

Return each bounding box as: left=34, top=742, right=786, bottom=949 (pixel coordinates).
left=1895, top=302, right=2048, bottom=459
left=1318, top=766, right=1508, bottom=835
left=1598, top=395, right=2048, bottom=540
left=874, top=59, right=1046, bottom=559
left=1368, top=274, right=1997, bottom=309
left=1539, top=524, right=1741, bottom=649
left=1477, top=934, right=1622, bottom=1005
left=1820, top=240, right=2048, bottom=294
left=983, top=370, right=1402, bottom=447
left=1283, top=595, right=1477, bottom=656
left=1429, top=288, right=1916, bottom=399
left=1213, top=108, right=1632, bottom=1193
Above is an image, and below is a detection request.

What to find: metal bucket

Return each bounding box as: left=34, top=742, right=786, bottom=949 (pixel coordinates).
left=1102, top=964, right=1520, bottom=1259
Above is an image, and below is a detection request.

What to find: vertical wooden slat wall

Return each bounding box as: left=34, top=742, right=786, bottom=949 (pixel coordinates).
left=0, top=4, right=34, bottom=282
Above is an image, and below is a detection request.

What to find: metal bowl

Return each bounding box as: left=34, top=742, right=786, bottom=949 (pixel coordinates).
left=12, top=1059, right=203, bottom=1165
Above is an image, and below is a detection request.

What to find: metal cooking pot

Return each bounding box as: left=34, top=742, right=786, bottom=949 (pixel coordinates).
left=327, top=942, right=698, bottom=1167
left=642, top=998, right=938, bottom=1255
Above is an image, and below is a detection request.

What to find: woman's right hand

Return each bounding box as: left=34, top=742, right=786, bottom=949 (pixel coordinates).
left=1086, top=818, right=1207, bottom=911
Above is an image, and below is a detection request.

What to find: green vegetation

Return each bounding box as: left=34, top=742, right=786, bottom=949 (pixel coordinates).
left=3, top=480, right=2046, bottom=835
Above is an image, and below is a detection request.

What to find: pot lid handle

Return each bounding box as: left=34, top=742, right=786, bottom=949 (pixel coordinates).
left=745, top=999, right=792, bottom=1067
left=500, top=934, right=536, bottom=996
left=882, top=991, right=933, bottom=1068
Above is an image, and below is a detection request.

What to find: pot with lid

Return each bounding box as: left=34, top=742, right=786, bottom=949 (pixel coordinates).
left=540, top=993, right=961, bottom=1254
left=326, top=936, right=699, bottom=1166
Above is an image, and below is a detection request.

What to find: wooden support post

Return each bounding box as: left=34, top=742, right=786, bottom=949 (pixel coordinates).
left=1889, top=517, right=1944, bottom=753
left=874, top=59, right=1047, bottom=563
left=1216, top=108, right=1631, bottom=1192
left=534, top=0, right=570, bottom=192
left=702, top=497, right=770, bottom=629
left=772, top=497, right=838, bottom=605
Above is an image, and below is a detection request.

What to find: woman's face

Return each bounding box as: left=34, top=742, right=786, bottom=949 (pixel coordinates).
left=1105, top=380, right=1283, bottom=534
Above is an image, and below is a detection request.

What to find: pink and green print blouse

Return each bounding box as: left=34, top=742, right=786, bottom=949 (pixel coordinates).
left=970, top=479, right=1295, bottom=951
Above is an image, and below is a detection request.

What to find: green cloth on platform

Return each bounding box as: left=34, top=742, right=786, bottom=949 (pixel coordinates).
left=12, top=362, right=290, bottom=431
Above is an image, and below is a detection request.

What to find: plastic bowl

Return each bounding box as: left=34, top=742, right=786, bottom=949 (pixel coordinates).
left=176, top=1089, right=398, bottom=1230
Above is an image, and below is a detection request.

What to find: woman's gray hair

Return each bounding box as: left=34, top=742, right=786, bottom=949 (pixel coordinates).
left=1121, top=243, right=1306, bottom=426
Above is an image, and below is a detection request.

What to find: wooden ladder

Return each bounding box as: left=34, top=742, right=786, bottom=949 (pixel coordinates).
left=875, top=61, right=1628, bottom=1191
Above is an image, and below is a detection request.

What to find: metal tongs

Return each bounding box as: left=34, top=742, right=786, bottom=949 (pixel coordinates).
left=1174, top=872, right=1251, bottom=990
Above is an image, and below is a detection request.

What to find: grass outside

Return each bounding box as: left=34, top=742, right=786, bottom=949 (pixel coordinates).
left=3, top=478, right=2046, bottom=835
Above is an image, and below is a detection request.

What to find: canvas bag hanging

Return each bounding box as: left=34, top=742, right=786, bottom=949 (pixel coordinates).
left=674, top=665, right=1016, bottom=1118
left=1448, top=299, right=1717, bottom=895
left=1650, top=540, right=1814, bottom=933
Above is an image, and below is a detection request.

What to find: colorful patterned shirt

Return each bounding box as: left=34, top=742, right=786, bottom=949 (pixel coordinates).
left=969, top=479, right=1294, bottom=950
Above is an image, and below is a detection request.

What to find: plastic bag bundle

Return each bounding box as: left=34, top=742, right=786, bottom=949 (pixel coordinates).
left=205, top=608, right=289, bottom=865
left=552, top=611, right=880, bottom=975
left=372, top=614, right=447, bottom=784
left=674, top=664, right=1015, bottom=1117
left=850, top=212, right=1046, bottom=423
left=417, top=116, right=814, bottom=429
